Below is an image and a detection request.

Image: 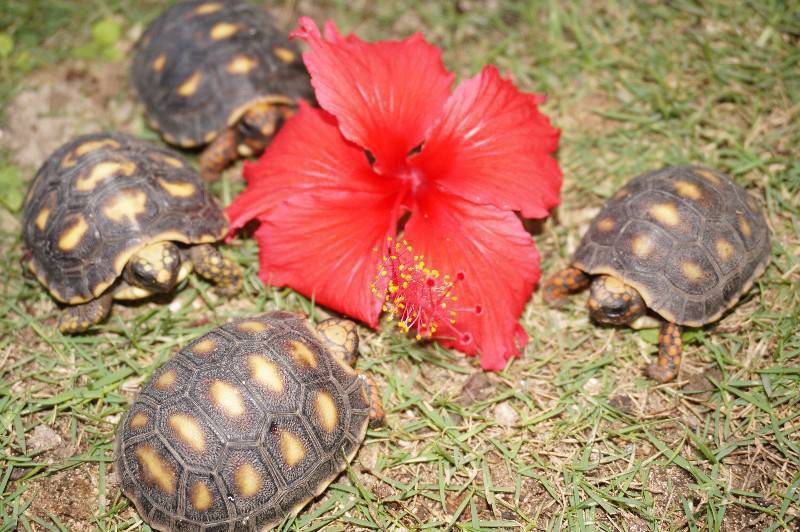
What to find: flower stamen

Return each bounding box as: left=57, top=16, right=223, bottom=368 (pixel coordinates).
left=371, top=237, right=479, bottom=344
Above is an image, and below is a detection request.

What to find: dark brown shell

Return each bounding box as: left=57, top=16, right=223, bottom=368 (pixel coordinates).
left=573, top=166, right=770, bottom=326
left=132, top=0, right=312, bottom=147
left=115, top=312, right=371, bottom=531
left=22, top=132, right=227, bottom=304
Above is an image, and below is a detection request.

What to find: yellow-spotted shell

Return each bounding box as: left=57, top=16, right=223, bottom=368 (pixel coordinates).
left=115, top=312, right=373, bottom=531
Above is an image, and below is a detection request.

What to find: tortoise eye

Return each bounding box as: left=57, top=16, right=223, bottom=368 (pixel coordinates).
left=238, top=116, right=262, bottom=137
left=604, top=303, right=627, bottom=318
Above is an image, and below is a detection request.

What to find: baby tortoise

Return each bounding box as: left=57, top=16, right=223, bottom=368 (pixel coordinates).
left=543, top=166, right=770, bottom=382
left=132, top=0, right=312, bottom=180
left=115, top=312, right=384, bottom=531
left=21, top=132, right=242, bottom=333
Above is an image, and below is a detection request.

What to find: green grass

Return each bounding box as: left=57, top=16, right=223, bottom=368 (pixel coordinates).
left=1, top=0, right=799, bottom=530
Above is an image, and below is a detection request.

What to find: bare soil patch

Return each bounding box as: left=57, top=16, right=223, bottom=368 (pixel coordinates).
left=24, top=463, right=99, bottom=531
left=1, top=57, right=136, bottom=174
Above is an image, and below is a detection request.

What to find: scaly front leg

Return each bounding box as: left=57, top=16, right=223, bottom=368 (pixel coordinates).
left=189, top=244, right=242, bottom=295
left=58, top=293, right=113, bottom=333
left=645, top=321, right=683, bottom=383
left=542, top=267, right=591, bottom=307
left=199, top=129, right=238, bottom=181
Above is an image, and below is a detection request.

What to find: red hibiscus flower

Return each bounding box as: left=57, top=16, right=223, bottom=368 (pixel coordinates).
left=226, top=18, right=562, bottom=370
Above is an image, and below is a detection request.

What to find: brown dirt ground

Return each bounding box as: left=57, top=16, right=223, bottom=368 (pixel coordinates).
left=1, top=57, right=136, bottom=173
left=25, top=463, right=99, bottom=530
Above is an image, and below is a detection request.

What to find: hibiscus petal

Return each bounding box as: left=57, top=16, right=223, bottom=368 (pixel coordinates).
left=226, top=101, right=386, bottom=235
left=411, top=65, right=562, bottom=219
left=402, top=188, right=540, bottom=370
left=291, top=17, right=454, bottom=175
left=253, top=190, right=404, bottom=327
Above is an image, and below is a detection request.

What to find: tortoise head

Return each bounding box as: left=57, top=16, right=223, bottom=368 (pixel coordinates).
left=588, top=275, right=646, bottom=326
left=237, top=101, right=295, bottom=154
left=315, top=318, right=359, bottom=366
left=124, top=241, right=182, bottom=294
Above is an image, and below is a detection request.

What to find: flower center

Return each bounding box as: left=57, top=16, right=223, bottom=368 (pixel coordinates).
left=396, top=163, right=425, bottom=191
left=370, top=237, right=478, bottom=345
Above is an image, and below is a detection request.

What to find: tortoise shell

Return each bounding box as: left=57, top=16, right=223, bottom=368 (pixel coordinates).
left=22, top=132, right=227, bottom=304
left=115, top=312, right=372, bottom=531
left=132, top=0, right=312, bottom=147
left=572, top=165, right=770, bottom=326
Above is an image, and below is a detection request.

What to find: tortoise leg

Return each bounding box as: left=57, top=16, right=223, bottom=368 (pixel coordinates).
left=542, top=267, right=591, bottom=307
left=358, top=371, right=385, bottom=428
left=188, top=244, right=242, bottom=295
left=199, top=129, right=238, bottom=181
left=58, top=293, right=113, bottom=334
left=645, top=322, right=683, bottom=383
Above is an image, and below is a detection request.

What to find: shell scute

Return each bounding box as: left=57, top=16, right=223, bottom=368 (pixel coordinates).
left=142, top=361, right=194, bottom=405
left=681, top=299, right=706, bottom=324
left=346, top=378, right=372, bottom=414
left=183, top=472, right=230, bottom=523
left=663, top=245, right=720, bottom=296
left=180, top=331, right=236, bottom=367
left=722, top=273, right=743, bottom=302
left=261, top=415, right=321, bottom=485
left=581, top=213, right=624, bottom=248
left=97, top=185, right=158, bottom=227
left=118, top=436, right=183, bottom=516
left=734, top=203, right=768, bottom=253
left=190, top=369, right=267, bottom=442
left=701, top=221, right=745, bottom=276
left=668, top=174, right=725, bottom=217
left=626, top=189, right=703, bottom=241
left=302, top=384, right=348, bottom=452
left=218, top=447, right=279, bottom=515
left=158, top=399, right=226, bottom=467
left=614, top=220, right=674, bottom=274
left=127, top=408, right=155, bottom=434
left=232, top=350, right=303, bottom=414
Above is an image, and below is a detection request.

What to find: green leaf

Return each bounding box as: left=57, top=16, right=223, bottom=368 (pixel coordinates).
left=682, top=328, right=704, bottom=343
left=638, top=328, right=659, bottom=344
left=72, top=42, right=102, bottom=60
left=0, top=165, right=24, bottom=212
left=0, top=32, right=14, bottom=58
left=637, top=326, right=703, bottom=345
left=91, top=18, right=122, bottom=48
left=11, top=49, right=33, bottom=72
left=101, top=46, right=123, bottom=62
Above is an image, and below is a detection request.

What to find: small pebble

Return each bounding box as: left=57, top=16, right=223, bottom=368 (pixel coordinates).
left=493, top=401, right=518, bottom=427
left=28, top=424, right=62, bottom=453
left=460, top=371, right=493, bottom=406
left=357, top=443, right=379, bottom=472
left=583, top=377, right=602, bottom=396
